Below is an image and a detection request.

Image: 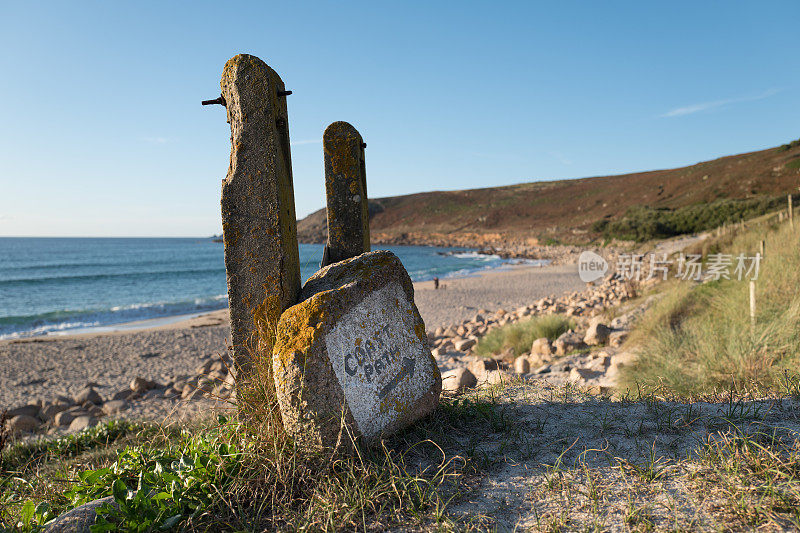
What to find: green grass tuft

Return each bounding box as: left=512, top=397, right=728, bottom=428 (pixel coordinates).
left=475, top=315, right=574, bottom=357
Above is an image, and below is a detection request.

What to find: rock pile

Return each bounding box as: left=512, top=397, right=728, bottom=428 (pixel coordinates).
left=432, top=274, right=655, bottom=394
left=3, top=356, right=236, bottom=437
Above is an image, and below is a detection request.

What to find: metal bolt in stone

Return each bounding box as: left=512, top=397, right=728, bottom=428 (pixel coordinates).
left=202, top=95, right=226, bottom=106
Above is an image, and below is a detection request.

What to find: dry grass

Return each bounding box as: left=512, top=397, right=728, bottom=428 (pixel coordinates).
left=620, top=220, right=800, bottom=396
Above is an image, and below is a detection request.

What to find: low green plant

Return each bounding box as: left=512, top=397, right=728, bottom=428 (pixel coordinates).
left=2, top=388, right=502, bottom=531
left=775, top=137, right=800, bottom=152
left=51, top=415, right=245, bottom=532
left=592, top=196, right=789, bottom=242
left=692, top=426, right=800, bottom=527
left=475, top=314, right=574, bottom=357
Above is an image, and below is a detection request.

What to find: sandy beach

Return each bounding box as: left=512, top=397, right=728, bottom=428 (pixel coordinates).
left=0, top=262, right=584, bottom=413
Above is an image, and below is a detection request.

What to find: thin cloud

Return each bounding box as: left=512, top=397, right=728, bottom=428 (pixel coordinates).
left=291, top=139, right=321, bottom=146
left=661, top=88, right=781, bottom=118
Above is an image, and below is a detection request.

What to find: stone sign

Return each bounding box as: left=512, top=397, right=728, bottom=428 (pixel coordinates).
left=322, top=121, right=370, bottom=266
left=218, top=54, right=300, bottom=378
left=273, top=250, right=441, bottom=448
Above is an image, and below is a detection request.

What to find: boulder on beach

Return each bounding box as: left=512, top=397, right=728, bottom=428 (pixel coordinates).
left=584, top=321, right=611, bottom=345
left=273, top=250, right=441, bottom=450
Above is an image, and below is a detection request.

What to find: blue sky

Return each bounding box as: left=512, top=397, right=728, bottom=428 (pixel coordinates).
left=1, top=1, right=798, bottom=237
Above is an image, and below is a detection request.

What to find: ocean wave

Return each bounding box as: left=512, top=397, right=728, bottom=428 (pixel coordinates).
left=0, top=320, right=102, bottom=340
left=449, top=251, right=501, bottom=261
left=0, top=267, right=226, bottom=286
left=0, top=295, right=229, bottom=340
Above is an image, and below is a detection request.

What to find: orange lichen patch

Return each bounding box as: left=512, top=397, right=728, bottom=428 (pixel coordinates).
left=221, top=221, right=240, bottom=248
left=273, top=289, right=336, bottom=368
left=324, top=123, right=361, bottom=177
left=414, top=322, right=427, bottom=345
left=379, top=393, right=412, bottom=416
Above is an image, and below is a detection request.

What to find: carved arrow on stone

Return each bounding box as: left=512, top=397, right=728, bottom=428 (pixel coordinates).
left=379, top=356, right=416, bottom=400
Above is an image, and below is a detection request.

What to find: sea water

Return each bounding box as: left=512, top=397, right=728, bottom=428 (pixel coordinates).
left=0, top=238, right=543, bottom=339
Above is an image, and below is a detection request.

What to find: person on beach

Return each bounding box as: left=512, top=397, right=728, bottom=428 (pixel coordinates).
left=434, top=277, right=439, bottom=290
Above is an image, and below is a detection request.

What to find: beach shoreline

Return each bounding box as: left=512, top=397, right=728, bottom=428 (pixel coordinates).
left=0, top=261, right=584, bottom=414
left=1, top=260, right=567, bottom=342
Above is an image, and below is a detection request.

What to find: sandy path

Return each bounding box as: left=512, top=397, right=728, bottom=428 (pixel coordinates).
left=0, top=263, right=583, bottom=410
left=414, top=263, right=583, bottom=328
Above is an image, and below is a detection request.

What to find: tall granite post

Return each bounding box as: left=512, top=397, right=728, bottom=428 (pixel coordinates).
left=321, top=121, right=370, bottom=266
left=219, top=54, right=300, bottom=380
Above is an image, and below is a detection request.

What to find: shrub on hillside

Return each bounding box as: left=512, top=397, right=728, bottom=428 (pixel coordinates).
left=592, top=196, right=789, bottom=241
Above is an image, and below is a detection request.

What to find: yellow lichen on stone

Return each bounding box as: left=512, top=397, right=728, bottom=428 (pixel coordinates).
left=273, top=290, right=336, bottom=368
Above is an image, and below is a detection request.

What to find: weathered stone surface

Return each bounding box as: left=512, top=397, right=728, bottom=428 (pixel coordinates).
left=441, top=367, right=477, bottom=392
left=102, top=399, right=128, bottom=415
left=608, top=330, right=628, bottom=347
left=514, top=356, right=531, bottom=374
left=129, top=377, right=158, bottom=393
left=584, top=322, right=611, bottom=345
left=68, top=415, right=96, bottom=432
left=531, top=337, right=554, bottom=357
left=273, top=250, right=441, bottom=449
left=41, top=403, right=69, bottom=420
left=6, top=414, right=39, bottom=433
left=570, top=367, right=603, bottom=381
left=219, top=54, right=301, bottom=379
left=468, top=357, right=505, bottom=379
left=322, top=121, right=369, bottom=265
left=553, top=331, right=586, bottom=356
left=74, top=387, right=102, bottom=406
left=454, top=338, right=476, bottom=351
left=54, top=411, right=78, bottom=426
left=8, top=404, right=39, bottom=418
left=44, top=496, right=115, bottom=533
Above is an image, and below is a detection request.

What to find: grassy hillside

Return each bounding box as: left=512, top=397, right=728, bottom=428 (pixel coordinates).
left=298, top=138, right=800, bottom=246
left=621, top=218, right=800, bottom=396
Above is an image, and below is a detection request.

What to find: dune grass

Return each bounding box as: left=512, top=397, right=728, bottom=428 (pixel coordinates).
left=620, top=219, right=800, bottom=396
left=475, top=314, right=574, bottom=357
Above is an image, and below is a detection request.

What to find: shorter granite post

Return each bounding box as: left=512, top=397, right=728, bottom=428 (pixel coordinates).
left=273, top=250, right=441, bottom=449
left=321, top=122, right=370, bottom=266
left=217, top=54, right=301, bottom=383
